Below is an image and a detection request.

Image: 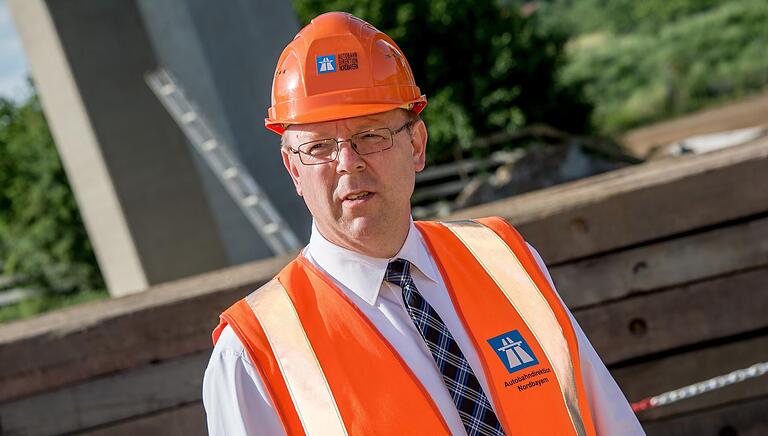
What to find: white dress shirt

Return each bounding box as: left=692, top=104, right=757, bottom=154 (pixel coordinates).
left=203, top=219, right=645, bottom=435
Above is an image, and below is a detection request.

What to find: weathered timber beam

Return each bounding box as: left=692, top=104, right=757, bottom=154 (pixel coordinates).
left=574, top=266, right=768, bottom=365
left=84, top=403, right=205, bottom=436
left=0, top=352, right=207, bottom=436
left=552, top=216, right=768, bottom=309
left=448, top=140, right=768, bottom=264
left=642, top=395, right=768, bottom=436
left=612, top=334, right=768, bottom=422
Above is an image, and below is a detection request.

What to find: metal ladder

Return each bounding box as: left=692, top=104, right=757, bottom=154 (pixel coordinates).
left=146, top=68, right=301, bottom=255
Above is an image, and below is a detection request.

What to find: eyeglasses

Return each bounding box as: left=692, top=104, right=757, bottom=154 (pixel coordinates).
left=289, top=120, right=415, bottom=165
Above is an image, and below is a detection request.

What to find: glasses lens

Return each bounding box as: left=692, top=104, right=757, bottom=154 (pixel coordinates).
left=298, top=139, right=337, bottom=164
left=351, top=128, right=393, bottom=155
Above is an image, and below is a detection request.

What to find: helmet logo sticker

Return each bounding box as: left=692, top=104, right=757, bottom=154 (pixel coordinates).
left=338, top=52, right=359, bottom=71
left=316, top=55, right=337, bottom=74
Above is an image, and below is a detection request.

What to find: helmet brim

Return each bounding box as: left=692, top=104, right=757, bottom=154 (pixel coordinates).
left=266, top=97, right=426, bottom=135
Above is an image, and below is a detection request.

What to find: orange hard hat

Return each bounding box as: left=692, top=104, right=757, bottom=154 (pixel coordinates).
left=265, top=12, right=427, bottom=135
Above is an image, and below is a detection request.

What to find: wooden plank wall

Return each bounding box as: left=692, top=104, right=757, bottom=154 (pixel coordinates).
left=1, top=139, right=766, bottom=435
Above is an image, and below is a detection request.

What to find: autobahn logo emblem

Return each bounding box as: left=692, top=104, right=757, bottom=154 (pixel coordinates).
left=316, top=55, right=337, bottom=74
left=488, top=330, right=539, bottom=373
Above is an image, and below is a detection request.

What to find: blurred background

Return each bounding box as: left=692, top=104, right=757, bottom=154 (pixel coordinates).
left=0, top=0, right=767, bottom=434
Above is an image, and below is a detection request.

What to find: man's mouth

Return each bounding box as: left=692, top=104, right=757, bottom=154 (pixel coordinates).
left=344, top=191, right=373, bottom=201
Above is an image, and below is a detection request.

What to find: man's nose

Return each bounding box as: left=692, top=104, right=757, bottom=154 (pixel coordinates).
left=335, top=140, right=366, bottom=173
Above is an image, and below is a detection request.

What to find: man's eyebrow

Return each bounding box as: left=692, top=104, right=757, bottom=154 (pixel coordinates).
left=350, top=116, right=400, bottom=131
left=354, top=115, right=386, bottom=125
left=295, top=131, right=331, bottom=142
left=295, top=117, right=392, bottom=141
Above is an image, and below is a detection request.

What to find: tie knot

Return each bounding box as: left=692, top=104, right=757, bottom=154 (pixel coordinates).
left=384, top=258, right=411, bottom=286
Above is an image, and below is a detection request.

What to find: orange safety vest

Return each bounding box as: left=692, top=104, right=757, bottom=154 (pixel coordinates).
left=213, top=217, right=597, bottom=435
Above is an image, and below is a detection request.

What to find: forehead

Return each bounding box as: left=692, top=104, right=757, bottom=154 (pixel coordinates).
left=284, top=109, right=404, bottom=144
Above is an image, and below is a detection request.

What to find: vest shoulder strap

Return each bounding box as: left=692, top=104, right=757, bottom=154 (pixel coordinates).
left=422, top=217, right=596, bottom=436
left=214, top=275, right=346, bottom=436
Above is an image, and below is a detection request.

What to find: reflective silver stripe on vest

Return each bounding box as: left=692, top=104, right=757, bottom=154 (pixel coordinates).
left=246, top=279, right=347, bottom=435
left=442, top=220, right=587, bottom=436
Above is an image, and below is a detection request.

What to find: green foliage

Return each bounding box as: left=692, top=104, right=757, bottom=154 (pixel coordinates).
left=537, top=0, right=726, bottom=36
left=557, top=0, right=768, bottom=133
left=291, top=0, right=592, bottom=162
left=0, top=93, right=104, bottom=296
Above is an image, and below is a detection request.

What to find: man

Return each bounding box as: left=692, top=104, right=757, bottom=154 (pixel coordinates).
left=203, top=11, right=644, bottom=436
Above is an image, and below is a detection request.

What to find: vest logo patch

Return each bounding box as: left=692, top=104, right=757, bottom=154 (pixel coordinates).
left=488, top=330, right=539, bottom=373
left=316, top=55, right=337, bottom=74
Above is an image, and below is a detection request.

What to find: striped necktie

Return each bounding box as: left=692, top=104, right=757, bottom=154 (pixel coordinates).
left=385, top=258, right=505, bottom=436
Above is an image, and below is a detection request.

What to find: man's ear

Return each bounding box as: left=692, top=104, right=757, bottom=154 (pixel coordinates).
left=281, top=146, right=303, bottom=196
left=410, top=119, right=428, bottom=172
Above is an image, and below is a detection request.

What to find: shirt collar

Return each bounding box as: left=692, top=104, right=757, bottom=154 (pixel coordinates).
left=306, top=218, right=440, bottom=305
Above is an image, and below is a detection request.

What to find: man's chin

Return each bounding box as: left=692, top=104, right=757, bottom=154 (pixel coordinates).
left=323, top=213, right=409, bottom=257
left=342, top=215, right=381, bottom=239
